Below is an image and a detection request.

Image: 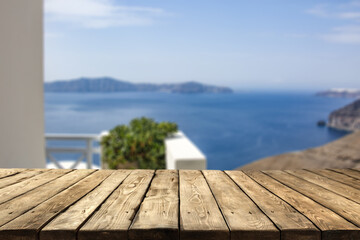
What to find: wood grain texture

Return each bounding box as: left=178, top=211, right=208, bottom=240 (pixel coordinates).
left=179, top=170, right=229, bottom=240
left=0, top=169, right=44, bottom=189
left=203, top=170, right=279, bottom=240
left=0, top=169, right=94, bottom=227
left=0, top=169, right=25, bottom=179
left=0, top=168, right=359, bottom=240
left=40, top=170, right=130, bottom=240
left=265, top=170, right=360, bottom=228
left=309, top=169, right=360, bottom=190
left=0, top=170, right=112, bottom=240
left=78, top=170, right=154, bottom=240
left=246, top=170, right=360, bottom=240
left=129, top=170, right=179, bottom=240
left=286, top=169, right=360, bottom=204
left=331, top=169, right=360, bottom=180
left=0, top=169, right=72, bottom=205
left=226, top=170, right=320, bottom=240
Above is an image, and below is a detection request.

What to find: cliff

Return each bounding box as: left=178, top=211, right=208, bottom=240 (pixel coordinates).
left=44, top=77, right=233, bottom=94
left=239, top=131, right=360, bottom=170
left=328, top=99, right=360, bottom=131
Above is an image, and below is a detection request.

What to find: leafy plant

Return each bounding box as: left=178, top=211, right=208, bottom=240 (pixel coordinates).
left=101, top=117, right=178, bottom=169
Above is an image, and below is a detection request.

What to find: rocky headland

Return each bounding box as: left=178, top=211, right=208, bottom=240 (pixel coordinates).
left=239, top=98, right=360, bottom=170
left=328, top=99, right=360, bottom=131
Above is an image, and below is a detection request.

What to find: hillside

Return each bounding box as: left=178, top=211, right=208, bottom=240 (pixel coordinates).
left=239, top=131, right=360, bottom=170
left=328, top=99, right=360, bottom=131
left=44, top=77, right=233, bottom=94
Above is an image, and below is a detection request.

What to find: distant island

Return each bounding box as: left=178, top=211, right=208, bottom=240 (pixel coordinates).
left=316, top=88, right=360, bottom=98
left=44, top=77, right=233, bottom=94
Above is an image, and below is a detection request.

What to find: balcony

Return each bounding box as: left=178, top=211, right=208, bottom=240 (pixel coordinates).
left=45, top=134, right=102, bottom=169
left=45, top=131, right=207, bottom=170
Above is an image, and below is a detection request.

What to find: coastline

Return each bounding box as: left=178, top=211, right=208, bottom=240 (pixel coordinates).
left=327, top=125, right=358, bottom=132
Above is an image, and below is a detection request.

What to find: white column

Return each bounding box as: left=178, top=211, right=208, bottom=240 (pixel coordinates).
left=86, top=139, right=93, bottom=169
left=0, top=0, right=45, bottom=168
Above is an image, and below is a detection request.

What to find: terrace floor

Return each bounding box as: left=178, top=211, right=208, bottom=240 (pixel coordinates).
left=0, top=168, right=359, bottom=240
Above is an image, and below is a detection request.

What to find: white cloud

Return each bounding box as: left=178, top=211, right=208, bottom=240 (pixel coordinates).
left=322, top=34, right=360, bottom=44
left=305, top=4, right=330, bottom=18
left=306, top=3, right=360, bottom=20
left=333, top=25, right=360, bottom=32
left=306, top=1, right=360, bottom=44
left=321, top=25, right=360, bottom=44
left=337, top=12, right=360, bottom=19
left=45, top=0, right=167, bottom=28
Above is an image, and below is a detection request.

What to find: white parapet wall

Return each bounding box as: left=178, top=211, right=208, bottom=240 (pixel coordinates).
left=0, top=0, right=45, bottom=168
left=165, top=131, right=207, bottom=170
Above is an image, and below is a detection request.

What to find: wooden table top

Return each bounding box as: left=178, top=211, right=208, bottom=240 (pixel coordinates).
left=0, top=168, right=359, bottom=240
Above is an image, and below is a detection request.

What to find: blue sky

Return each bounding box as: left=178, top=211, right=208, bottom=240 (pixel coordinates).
left=45, top=0, right=360, bottom=90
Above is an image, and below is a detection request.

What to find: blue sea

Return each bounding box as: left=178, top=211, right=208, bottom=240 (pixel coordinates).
left=45, top=92, right=353, bottom=170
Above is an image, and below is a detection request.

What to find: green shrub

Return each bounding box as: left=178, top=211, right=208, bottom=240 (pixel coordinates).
left=101, top=117, right=178, bottom=169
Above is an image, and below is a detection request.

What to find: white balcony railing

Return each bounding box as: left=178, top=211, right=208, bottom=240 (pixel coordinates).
left=45, top=133, right=105, bottom=169
left=45, top=131, right=207, bottom=170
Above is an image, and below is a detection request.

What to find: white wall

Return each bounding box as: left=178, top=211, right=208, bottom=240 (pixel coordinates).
left=165, top=131, right=206, bottom=170
left=0, top=0, right=45, bottom=168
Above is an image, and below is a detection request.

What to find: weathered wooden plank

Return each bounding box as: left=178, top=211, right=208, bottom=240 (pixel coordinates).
left=129, top=170, right=179, bottom=240
left=40, top=170, right=130, bottom=240
left=0, top=169, right=72, bottom=205
left=265, top=170, right=360, bottom=227
left=203, top=170, right=279, bottom=240
left=309, top=169, right=360, bottom=190
left=0, top=168, right=359, bottom=240
left=78, top=170, right=154, bottom=240
left=0, top=170, right=112, bottom=240
left=246, top=170, right=360, bottom=240
left=0, top=169, right=94, bottom=227
left=226, top=170, right=320, bottom=240
left=287, top=169, right=360, bottom=204
left=179, top=170, right=229, bottom=240
left=331, top=169, right=360, bottom=180
left=0, top=169, right=44, bottom=189
left=0, top=168, right=25, bottom=179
